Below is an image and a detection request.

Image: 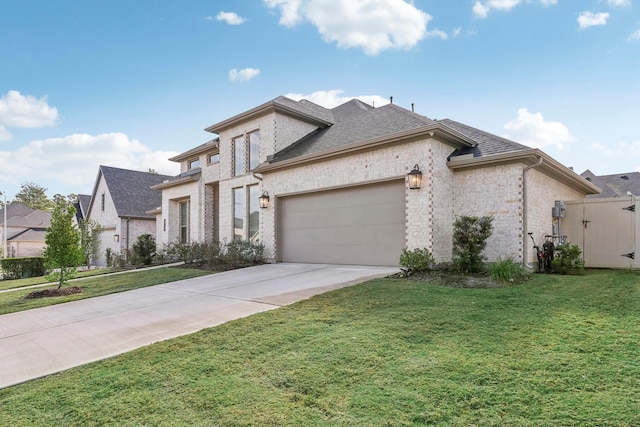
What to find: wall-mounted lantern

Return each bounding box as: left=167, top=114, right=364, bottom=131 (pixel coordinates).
left=114, top=234, right=120, bottom=242
left=259, top=191, right=270, bottom=209
left=407, top=164, right=423, bottom=190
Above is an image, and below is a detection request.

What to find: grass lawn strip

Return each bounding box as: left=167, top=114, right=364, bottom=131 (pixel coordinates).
left=1, top=269, right=638, bottom=426
left=0, top=267, right=213, bottom=316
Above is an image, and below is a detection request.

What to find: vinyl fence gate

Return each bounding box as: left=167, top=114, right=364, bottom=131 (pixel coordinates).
left=563, top=196, right=639, bottom=269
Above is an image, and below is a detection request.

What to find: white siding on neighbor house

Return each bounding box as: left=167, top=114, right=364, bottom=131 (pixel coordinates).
left=87, top=175, right=121, bottom=266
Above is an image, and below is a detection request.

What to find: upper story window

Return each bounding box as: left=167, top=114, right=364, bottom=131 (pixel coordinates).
left=188, top=158, right=200, bottom=170
left=101, top=193, right=105, bottom=212
left=233, top=130, right=261, bottom=176
left=207, top=152, right=220, bottom=164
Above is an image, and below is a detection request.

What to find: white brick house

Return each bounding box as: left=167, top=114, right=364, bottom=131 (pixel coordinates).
left=87, top=165, right=174, bottom=266
left=154, top=96, right=600, bottom=267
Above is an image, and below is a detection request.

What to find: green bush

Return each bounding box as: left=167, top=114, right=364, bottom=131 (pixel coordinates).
left=399, top=247, right=435, bottom=272
left=0, top=257, right=47, bottom=279
left=132, top=234, right=157, bottom=266
left=158, top=240, right=264, bottom=270
left=488, top=257, right=529, bottom=284
left=452, top=215, right=494, bottom=273
left=553, top=243, right=584, bottom=275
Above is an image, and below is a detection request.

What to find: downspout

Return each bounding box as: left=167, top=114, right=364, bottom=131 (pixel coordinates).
left=522, top=157, right=543, bottom=269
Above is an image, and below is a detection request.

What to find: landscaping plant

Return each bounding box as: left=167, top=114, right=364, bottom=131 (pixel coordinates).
left=552, top=242, right=584, bottom=275
left=399, top=247, right=435, bottom=272
left=452, top=215, right=494, bottom=273
left=488, top=257, right=529, bottom=284
left=43, top=201, right=84, bottom=288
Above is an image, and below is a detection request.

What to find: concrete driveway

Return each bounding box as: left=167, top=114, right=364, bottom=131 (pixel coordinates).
left=0, top=263, right=396, bottom=389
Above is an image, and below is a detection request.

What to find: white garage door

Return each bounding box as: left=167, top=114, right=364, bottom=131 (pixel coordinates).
left=277, top=180, right=406, bottom=266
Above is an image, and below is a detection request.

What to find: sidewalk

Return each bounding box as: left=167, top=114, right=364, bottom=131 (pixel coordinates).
left=0, top=263, right=396, bottom=389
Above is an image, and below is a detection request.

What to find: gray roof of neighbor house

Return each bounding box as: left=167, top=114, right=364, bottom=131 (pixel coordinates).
left=74, top=194, right=92, bottom=222
left=0, top=202, right=35, bottom=221
left=92, top=166, right=174, bottom=219
left=581, top=170, right=640, bottom=198
left=7, top=228, right=47, bottom=242
left=6, top=209, right=51, bottom=228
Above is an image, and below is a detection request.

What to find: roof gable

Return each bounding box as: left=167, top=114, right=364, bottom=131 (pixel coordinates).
left=90, top=166, right=174, bottom=219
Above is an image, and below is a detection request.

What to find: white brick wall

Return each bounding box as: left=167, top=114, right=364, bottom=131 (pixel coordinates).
left=454, top=164, right=524, bottom=262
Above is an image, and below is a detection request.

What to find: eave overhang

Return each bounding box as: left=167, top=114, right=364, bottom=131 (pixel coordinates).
left=170, top=139, right=219, bottom=163
left=150, top=171, right=201, bottom=190
left=447, top=148, right=601, bottom=195
left=253, top=122, right=476, bottom=174
left=205, top=100, right=334, bottom=134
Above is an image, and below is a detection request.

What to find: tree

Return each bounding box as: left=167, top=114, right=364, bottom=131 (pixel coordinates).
left=452, top=215, right=494, bottom=273
left=133, top=234, right=156, bottom=265
left=43, top=201, right=84, bottom=288
left=15, top=182, right=54, bottom=211
left=78, top=218, right=103, bottom=268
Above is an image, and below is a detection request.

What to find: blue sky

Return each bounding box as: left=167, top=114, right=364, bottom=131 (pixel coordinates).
left=1, top=0, right=639, bottom=200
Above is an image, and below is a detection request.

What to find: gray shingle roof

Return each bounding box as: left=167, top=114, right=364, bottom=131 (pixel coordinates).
left=440, top=119, right=530, bottom=158
left=269, top=100, right=437, bottom=162
left=99, top=166, right=174, bottom=218
left=0, top=202, right=35, bottom=220
left=581, top=170, right=640, bottom=198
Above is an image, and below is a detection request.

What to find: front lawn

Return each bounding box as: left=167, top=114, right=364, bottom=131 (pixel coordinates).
left=0, top=267, right=213, bottom=315
left=1, top=269, right=638, bottom=426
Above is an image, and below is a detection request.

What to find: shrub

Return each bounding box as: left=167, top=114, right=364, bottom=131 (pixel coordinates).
left=488, top=257, right=529, bottom=284
left=552, top=243, right=584, bottom=275
left=132, top=234, right=156, bottom=266
left=452, top=215, right=494, bottom=274
left=158, top=240, right=265, bottom=270
left=0, top=257, right=47, bottom=279
left=399, top=248, right=435, bottom=272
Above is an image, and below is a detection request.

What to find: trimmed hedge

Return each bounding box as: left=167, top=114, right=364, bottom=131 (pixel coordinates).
left=0, top=257, right=47, bottom=279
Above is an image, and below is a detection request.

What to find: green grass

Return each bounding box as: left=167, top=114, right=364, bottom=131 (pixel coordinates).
left=1, top=269, right=639, bottom=426
left=0, top=268, right=116, bottom=291
left=0, top=267, right=212, bottom=315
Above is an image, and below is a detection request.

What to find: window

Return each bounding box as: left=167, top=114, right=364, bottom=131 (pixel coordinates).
left=101, top=193, right=105, bottom=212
left=207, top=152, right=220, bottom=164
left=232, top=130, right=260, bottom=176
left=188, top=158, right=200, bottom=169
left=179, top=201, right=189, bottom=244
left=233, top=188, right=244, bottom=241
left=233, top=136, right=245, bottom=176
left=233, top=185, right=260, bottom=242
left=249, top=130, right=260, bottom=170
left=249, top=185, right=260, bottom=241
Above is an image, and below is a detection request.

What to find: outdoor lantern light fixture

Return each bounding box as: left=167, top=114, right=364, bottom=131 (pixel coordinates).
left=259, top=191, right=270, bottom=209
left=408, top=164, right=423, bottom=190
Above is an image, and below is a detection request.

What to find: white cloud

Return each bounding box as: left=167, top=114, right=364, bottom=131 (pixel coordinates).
left=628, top=29, right=640, bottom=41
left=0, top=90, right=58, bottom=140
left=473, top=0, right=556, bottom=18
left=216, top=11, right=246, bottom=25
left=592, top=140, right=640, bottom=158
left=228, top=68, right=261, bottom=83
left=263, top=0, right=431, bottom=56
left=427, top=28, right=448, bottom=40
left=0, top=133, right=179, bottom=194
left=284, top=89, right=390, bottom=109
left=452, top=27, right=462, bottom=38
left=577, top=11, right=609, bottom=29
left=604, top=0, right=631, bottom=7
left=503, top=108, right=572, bottom=150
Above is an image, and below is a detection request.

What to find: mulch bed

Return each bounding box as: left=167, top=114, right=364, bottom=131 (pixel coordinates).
left=23, top=286, right=83, bottom=299
left=389, top=270, right=505, bottom=288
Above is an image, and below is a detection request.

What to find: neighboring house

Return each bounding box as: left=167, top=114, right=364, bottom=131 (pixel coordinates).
left=581, top=170, right=640, bottom=199
left=87, top=166, right=173, bottom=266
left=74, top=194, right=92, bottom=223
left=0, top=202, right=52, bottom=258
left=153, top=96, right=600, bottom=267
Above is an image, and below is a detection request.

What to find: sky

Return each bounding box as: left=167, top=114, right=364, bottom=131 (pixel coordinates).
left=1, top=0, right=639, bottom=200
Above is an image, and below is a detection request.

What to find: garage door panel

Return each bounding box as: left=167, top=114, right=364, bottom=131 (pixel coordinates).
left=278, top=180, right=405, bottom=266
